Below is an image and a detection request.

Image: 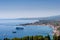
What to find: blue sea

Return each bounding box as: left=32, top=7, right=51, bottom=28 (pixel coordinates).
left=0, top=19, right=53, bottom=40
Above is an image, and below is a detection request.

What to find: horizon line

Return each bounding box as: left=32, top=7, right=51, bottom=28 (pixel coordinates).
left=0, top=15, right=60, bottom=19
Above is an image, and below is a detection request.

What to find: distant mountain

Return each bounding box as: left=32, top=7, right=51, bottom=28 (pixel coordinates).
left=44, top=15, right=60, bottom=21
left=16, top=15, right=60, bottom=21
left=16, top=17, right=49, bottom=20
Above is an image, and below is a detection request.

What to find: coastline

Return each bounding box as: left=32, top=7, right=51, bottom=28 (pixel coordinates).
left=20, top=23, right=60, bottom=36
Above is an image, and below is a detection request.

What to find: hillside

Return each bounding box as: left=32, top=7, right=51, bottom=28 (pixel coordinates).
left=16, top=15, right=60, bottom=21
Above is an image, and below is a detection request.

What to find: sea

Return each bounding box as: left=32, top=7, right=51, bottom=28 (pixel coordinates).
left=0, top=19, right=53, bottom=40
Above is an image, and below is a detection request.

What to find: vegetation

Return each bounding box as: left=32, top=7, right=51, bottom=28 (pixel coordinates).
left=4, top=38, right=10, bottom=40
left=4, top=35, right=50, bottom=40
left=53, top=35, right=60, bottom=40
left=4, top=35, right=60, bottom=40
left=57, top=27, right=60, bottom=30
left=44, top=35, right=50, bottom=40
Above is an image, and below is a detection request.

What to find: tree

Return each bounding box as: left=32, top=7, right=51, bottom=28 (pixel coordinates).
left=12, top=38, right=21, bottom=40
left=57, top=36, right=60, bottom=40
left=29, top=36, right=33, bottom=40
left=53, top=34, right=58, bottom=40
left=44, top=35, right=50, bottom=40
left=22, top=36, right=29, bottom=40
left=4, top=38, right=10, bottom=40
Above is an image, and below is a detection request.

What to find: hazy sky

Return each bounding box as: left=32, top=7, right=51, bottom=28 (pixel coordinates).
left=0, top=0, right=60, bottom=18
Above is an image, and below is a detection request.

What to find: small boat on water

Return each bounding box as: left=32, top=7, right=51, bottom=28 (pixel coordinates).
left=12, top=31, right=16, bottom=33
left=16, top=27, right=24, bottom=30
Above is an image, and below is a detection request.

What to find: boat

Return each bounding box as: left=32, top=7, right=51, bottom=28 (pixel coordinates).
left=16, top=27, right=24, bottom=30
left=12, top=31, right=16, bottom=33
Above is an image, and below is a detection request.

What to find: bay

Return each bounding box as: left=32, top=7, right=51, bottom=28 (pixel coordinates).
left=0, top=19, right=53, bottom=40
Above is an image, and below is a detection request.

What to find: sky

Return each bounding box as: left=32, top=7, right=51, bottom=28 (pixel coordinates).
left=0, top=0, right=60, bottom=18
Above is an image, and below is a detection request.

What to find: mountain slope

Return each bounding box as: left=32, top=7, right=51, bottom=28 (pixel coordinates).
left=44, top=15, right=60, bottom=21
left=16, top=15, right=60, bottom=21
